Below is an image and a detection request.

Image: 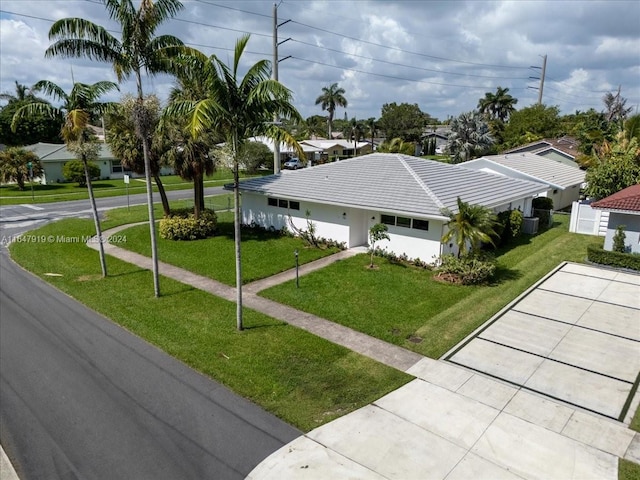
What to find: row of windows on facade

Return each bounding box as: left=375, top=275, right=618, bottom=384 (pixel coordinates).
left=267, top=197, right=428, bottom=231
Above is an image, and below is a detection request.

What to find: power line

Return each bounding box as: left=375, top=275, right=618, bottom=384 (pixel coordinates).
left=288, top=19, right=530, bottom=70
left=290, top=38, right=529, bottom=81
left=290, top=56, right=514, bottom=91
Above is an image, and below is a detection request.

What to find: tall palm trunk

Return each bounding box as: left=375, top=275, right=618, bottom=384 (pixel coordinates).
left=136, top=71, right=160, bottom=297
left=193, top=171, right=203, bottom=219
left=153, top=172, right=171, bottom=217
left=232, top=133, right=243, bottom=330
left=83, top=152, right=107, bottom=277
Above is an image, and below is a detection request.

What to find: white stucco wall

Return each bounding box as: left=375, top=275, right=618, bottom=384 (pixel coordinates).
left=241, top=192, right=446, bottom=262
left=603, top=212, right=640, bottom=254
left=242, top=193, right=352, bottom=246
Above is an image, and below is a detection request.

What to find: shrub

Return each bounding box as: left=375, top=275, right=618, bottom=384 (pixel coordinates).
left=368, top=247, right=433, bottom=269
left=159, top=208, right=217, bottom=240
left=612, top=225, right=627, bottom=253
left=532, top=196, right=554, bottom=210
left=509, top=209, right=524, bottom=238
left=436, top=253, right=497, bottom=285
left=587, top=245, right=640, bottom=271
left=63, top=159, right=100, bottom=186
left=494, top=209, right=523, bottom=245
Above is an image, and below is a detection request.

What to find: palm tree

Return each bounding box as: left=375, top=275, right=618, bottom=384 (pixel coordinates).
left=0, top=147, right=42, bottom=190
left=478, top=86, right=518, bottom=123
left=603, top=87, right=633, bottom=129
left=105, top=94, right=171, bottom=217
left=161, top=122, right=215, bottom=219
left=344, top=117, right=363, bottom=157
left=376, top=137, right=414, bottom=155
left=163, top=68, right=218, bottom=218
left=441, top=197, right=499, bottom=257
left=365, top=117, right=377, bottom=150
left=0, top=81, right=39, bottom=104
left=446, top=111, right=494, bottom=163
left=45, top=0, right=188, bottom=297
left=165, top=35, right=303, bottom=330
left=315, top=83, right=348, bottom=138
left=12, top=80, right=118, bottom=277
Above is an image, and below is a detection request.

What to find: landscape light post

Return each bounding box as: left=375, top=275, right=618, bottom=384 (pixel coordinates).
left=28, top=161, right=34, bottom=201
left=294, top=249, right=299, bottom=288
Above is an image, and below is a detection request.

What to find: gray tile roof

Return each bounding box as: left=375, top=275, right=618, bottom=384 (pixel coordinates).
left=472, top=153, right=585, bottom=189
left=236, top=153, right=547, bottom=219
left=26, top=142, right=115, bottom=161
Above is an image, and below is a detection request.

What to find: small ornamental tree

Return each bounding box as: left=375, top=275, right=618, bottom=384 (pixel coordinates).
left=0, top=147, right=43, bottom=190
left=369, top=223, right=390, bottom=267
left=612, top=225, right=627, bottom=253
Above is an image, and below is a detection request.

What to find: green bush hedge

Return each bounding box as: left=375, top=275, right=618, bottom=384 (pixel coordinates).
left=159, top=208, right=217, bottom=240
left=436, top=254, right=497, bottom=285
left=587, top=245, right=640, bottom=271
left=532, top=197, right=554, bottom=210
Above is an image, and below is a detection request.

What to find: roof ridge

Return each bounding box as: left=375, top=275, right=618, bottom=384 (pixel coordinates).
left=397, top=155, right=445, bottom=210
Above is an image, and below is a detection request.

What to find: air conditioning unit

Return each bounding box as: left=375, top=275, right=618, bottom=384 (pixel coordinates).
left=522, top=217, right=539, bottom=234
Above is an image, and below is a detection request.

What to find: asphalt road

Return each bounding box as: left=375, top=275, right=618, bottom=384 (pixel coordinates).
left=0, top=188, right=300, bottom=479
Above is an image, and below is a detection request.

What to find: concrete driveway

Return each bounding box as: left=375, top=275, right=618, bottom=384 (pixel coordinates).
left=249, top=263, right=640, bottom=479
left=447, top=262, right=640, bottom=422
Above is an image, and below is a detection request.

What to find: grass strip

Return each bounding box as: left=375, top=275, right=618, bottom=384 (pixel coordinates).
left=10, top=218, right=410, bottom=432
left=620, top=459, right=640, bottom=480
left=0, top=170, right=265, bottom=205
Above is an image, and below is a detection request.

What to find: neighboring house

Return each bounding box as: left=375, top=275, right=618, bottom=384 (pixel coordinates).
left=233, top=153, right=547, bottom=262
left=247, top=136, right=323, bottom=166
left=462, top=153, right=585, bottom=210
left=421, top=126, right=451, bottom=152
left=502, top=136, right=580, bottom=167
left=591, top=184, right=640, bottom=254
left=299, top=139, right=373, bottom=163
left=26, top=142, right=172, bottom=183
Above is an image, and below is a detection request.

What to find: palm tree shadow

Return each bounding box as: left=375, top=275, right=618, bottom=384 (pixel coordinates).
left=490, top=266, right=522, bottom=285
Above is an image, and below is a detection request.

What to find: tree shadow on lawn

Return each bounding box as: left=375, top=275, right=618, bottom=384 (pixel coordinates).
left=489, top=265, right=522, bottom=285
left=215, top=220, right=295, bottom=243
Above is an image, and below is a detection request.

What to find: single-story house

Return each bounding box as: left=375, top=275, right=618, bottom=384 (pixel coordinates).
left=462, top=153, right=585, bottom=210
left=502, top=136, right=580, bottom=168
left=299, top=139, right=373, bottom=163
left=233, top=153, right=547, bottom=262
left=26, top=142, right=172, bottom=183
left=591, top=184, right=640, bottom=254
left=247, top=136, right=323, bottom=166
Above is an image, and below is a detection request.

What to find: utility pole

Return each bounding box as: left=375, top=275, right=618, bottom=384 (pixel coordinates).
left=273, top=3, right=280, bottom=174
left=537, top=54, right=547, bottom=105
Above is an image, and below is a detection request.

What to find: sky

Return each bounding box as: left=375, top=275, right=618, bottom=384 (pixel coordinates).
left=1, top=0, right=639, bottom=124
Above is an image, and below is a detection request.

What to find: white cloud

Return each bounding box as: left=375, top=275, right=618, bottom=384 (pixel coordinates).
left=1, top=0, right=638, bottom=122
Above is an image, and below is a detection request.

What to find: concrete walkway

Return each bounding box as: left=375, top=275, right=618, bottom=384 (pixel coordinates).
left=88, top=227, right=640, bottom=479
left=90, top=225, right=422, bottom=371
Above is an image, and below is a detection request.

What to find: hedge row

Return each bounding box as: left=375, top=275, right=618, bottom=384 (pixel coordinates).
left=587, top=245, right=640, bottom=271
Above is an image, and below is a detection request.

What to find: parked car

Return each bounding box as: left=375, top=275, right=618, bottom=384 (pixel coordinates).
left=283, top=158, right=303, bottom=170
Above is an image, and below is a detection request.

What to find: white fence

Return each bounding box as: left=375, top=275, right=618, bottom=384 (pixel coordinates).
left=569, top=201, right=608, bottom=236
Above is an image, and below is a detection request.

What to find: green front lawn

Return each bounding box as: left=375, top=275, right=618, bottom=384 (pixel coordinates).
left=260, top=215, right=604, bottom=358
left=0, top=169, right=266, bottom=205
left=9, top=218, right=410, bottom=432
left=117, top=212, right=341, bottom=285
